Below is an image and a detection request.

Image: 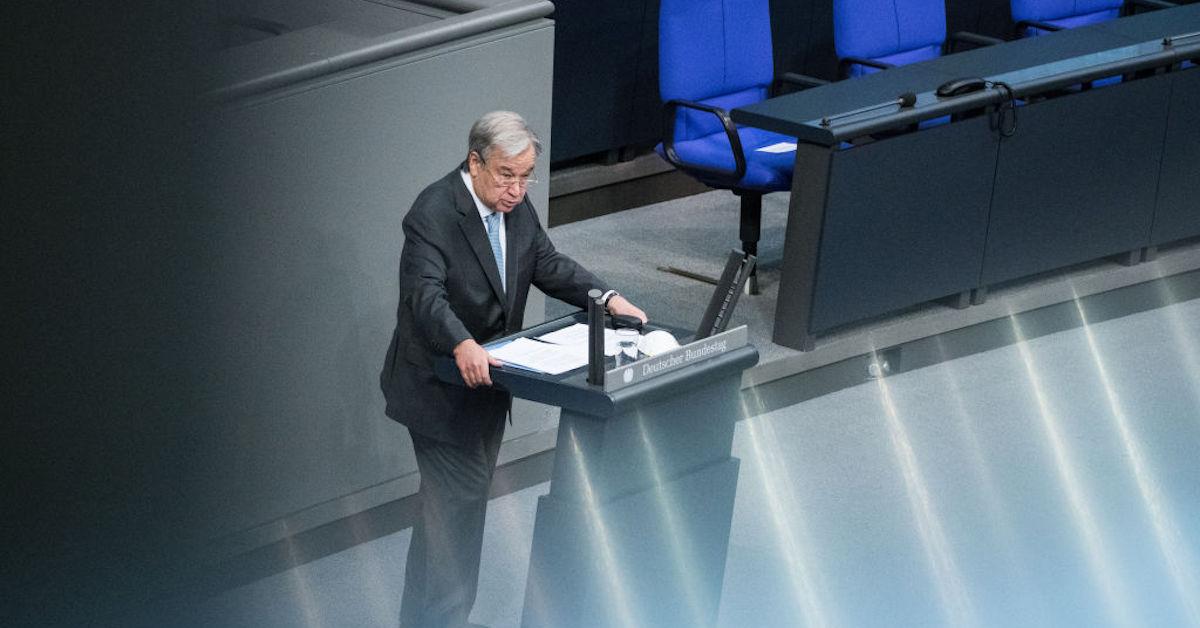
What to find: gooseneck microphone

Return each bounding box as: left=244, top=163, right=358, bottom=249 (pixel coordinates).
left=820, top=91, right=917, bottom=127
left=1162, top=31, right=1200, bottom=46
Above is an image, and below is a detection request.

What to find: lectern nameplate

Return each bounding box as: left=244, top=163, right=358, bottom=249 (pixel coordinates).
left=604, top=325, right=748, bottom=392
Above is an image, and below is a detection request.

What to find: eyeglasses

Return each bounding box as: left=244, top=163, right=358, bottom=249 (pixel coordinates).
left=490, top=171, right=539, bottom=189
left=475, top=152, right=539, bottom=189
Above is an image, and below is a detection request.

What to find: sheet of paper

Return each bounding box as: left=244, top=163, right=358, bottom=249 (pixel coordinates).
left=488, top=337, right=589, bottom=375
left=536, top=323, right=590, bottom=345
left=756, top=141, right=797, bottom=154
left=536, top=323, right=622, bottom=356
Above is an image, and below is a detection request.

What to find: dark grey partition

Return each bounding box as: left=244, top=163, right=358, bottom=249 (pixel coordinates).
left=734, top=5, right=1200, bottom=350
left=982, top=75, right=1172, bottom=285
left=809, top=117, right=998, bottom=333
left=1151, top=68, right=1200, bottom=245
left=550, top=0, right=658, bottom=161
left=199, top=0, right=558, bottom=556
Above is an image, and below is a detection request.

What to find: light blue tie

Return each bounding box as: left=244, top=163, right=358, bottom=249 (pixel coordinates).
left=485, top=212, right=505, bottom=291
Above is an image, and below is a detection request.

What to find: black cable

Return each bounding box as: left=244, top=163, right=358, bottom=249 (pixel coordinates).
left=987, top=80, right=1018, bottom=137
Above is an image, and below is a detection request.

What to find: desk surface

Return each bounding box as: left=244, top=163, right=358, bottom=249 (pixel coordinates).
left=732, top=4, right=1200, bottom=144
left=731, top=63, right=949, bottom=139
left=925, top=24, right=1128, bottom=78
left=1096, top=2, right=1200, bottom=41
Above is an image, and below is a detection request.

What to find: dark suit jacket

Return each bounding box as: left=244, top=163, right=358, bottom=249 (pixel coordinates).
left=380, top=165, right=608, bottom=446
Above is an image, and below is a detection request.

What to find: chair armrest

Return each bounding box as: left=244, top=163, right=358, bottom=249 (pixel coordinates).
left=839, top=56, right=895, bottom=78
left=772, top=72, right=830, bottom=96
left=1127, top=0, right=1176, bottom=11
left=946, top=30, right=1006, bottom=53
left=1016, top=19, right=1063, bottom=34
left=661, top=99, right=746, bottom=182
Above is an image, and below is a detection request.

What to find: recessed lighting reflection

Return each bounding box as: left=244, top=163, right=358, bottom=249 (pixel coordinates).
left=738, top=390, right=833, bottom=628
left=630, top=411, right=709, bottom=626
left=1072, top=295, right=1200, bottom=626
left=1008, top=312, right=1136, bottom=628
left=873, top=370, right=978, bottom=628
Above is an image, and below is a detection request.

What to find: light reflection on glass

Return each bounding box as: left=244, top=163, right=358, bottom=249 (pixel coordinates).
left=1072, top=293, right=1200, bottom=625
left=1008, top=311, right=1137, bottom=628
left=738, top=389, right=834, bottom=628
left=873, top=361, right=978, bottom=628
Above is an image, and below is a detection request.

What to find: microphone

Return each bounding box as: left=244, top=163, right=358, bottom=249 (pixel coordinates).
left=1162, top=31, right=1200, bottom=46
left=586, top=288, right=605, bottom=386
left=820, top=92, right=917, bottom=127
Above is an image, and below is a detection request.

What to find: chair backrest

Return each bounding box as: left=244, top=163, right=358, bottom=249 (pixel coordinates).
left=834, top=0, right=947, bottom=76
left=659, top=0, right=774, bottom=141
left=1011, top=0, right=1121, bottom=34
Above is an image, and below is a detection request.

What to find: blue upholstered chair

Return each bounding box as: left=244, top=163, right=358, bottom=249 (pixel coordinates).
left=1011, top=0, right=1175, bottom=38
left=657, top=0, right=825, bottom=294
left=834, top=0, right=1001, bottom=78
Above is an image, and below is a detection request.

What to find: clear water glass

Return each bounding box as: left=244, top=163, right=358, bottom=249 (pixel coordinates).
left=615, top=328, right=640, bottom=365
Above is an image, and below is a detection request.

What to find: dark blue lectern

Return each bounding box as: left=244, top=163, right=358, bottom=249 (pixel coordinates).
left=436, top=313, right=757, bottom=627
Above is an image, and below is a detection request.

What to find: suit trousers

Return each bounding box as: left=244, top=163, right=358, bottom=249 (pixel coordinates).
left=401, top=414, right=506, bottom=628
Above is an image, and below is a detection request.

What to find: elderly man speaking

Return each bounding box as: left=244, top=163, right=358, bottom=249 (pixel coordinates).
left=380, top=111, right=646, bottom=627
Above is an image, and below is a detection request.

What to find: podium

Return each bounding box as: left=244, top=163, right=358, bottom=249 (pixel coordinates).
left=436, top=313, right=758, bottom=627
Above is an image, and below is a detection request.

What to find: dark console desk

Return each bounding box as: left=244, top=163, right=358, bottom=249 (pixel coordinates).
left=436, top=313, right=758, bottom=627
left=733, top=5, right=1200, bottom=351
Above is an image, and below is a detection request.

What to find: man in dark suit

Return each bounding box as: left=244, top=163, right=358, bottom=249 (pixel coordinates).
left=380, top=111, right=646, bottom=628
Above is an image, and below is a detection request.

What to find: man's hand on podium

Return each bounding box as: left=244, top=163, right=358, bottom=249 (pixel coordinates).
left=606, top=294, right=648, bottom=325
left=454, top=338, right=502, bottom=388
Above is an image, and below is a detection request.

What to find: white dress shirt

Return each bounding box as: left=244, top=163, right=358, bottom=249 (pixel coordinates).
left=461, top=169, right=507, bottom=265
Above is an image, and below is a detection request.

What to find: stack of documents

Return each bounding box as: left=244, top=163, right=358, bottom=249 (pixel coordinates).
left=488, top=338, right=588, bottom=375
left=485, top=323, right=623, bottom=375
left=535, top=323, right=621, bottom=356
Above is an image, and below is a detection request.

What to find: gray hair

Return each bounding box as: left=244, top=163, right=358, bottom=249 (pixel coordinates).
left=466, top=111, right=542, bottom=167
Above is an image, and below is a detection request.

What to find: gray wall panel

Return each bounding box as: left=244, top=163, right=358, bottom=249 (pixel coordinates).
left=199, top=22, right=556, bottom=545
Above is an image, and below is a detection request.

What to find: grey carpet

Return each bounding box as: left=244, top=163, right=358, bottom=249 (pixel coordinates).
left=546, top=189, right=791, bottom=358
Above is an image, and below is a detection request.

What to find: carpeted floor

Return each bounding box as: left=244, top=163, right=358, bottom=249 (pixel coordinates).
left=546, top=188, right=791, bottom=361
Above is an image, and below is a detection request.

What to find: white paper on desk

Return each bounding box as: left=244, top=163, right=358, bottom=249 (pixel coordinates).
left=488, top=337, right=588, bottom=375
left=756, top=141, right=797, bottom=153
left=535, top=323, right=622, bottom=356
left=535, top=323, right=589, bottom=345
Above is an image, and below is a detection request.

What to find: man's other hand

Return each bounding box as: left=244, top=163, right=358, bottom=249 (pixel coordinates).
left=453, top=339, right=501, bottom=388
left=607, top=295, right=648, bottom=324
